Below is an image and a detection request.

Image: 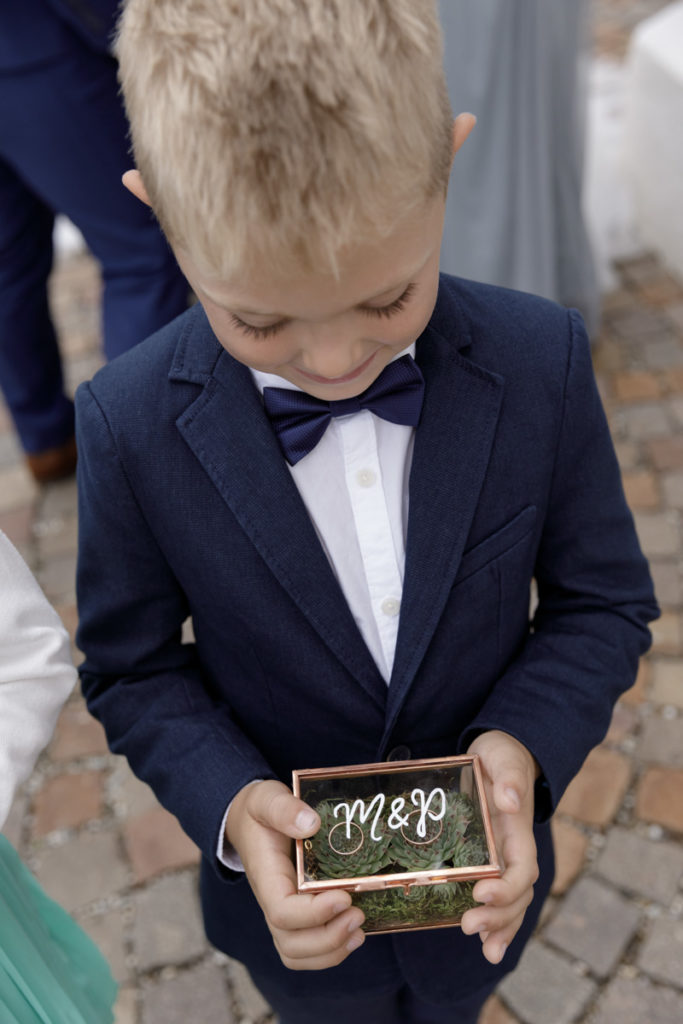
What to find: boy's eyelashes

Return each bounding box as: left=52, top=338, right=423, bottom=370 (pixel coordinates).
left=227, top=283, right=417, bottom=340
left=359, top=282, right=416, bottom=320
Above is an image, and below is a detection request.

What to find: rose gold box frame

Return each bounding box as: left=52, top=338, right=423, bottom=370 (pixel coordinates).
left=292, top=754, right=500, bottom=911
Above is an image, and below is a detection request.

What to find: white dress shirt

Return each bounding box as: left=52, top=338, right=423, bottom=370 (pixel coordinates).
left=0, top=531, right=76, bottom=830
left=218, top=346, right=416, bottom=865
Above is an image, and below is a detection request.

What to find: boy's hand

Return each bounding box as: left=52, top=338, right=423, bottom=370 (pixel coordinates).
left=225, top=780, right=366, bottom=970
left=461, top=730, right=540, bottom=965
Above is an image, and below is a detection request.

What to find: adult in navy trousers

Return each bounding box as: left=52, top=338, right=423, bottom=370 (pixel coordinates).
left=0, top=1, right=188, bottom=481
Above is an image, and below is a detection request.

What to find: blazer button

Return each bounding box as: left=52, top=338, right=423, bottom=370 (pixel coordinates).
left=386, top=745, right=412, bottom=762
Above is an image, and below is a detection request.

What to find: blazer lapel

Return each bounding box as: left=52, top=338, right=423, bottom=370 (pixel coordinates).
left=381, top=325, right=504, bottom=747
left=170, top=309, right=386, bottom=708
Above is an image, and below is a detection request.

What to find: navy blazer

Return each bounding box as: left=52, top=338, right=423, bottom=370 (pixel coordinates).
left=76, top=275, right=657, bottom=1002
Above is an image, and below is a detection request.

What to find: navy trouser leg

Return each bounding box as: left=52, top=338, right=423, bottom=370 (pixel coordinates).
left=250, top=970, right=494, bottom=1024
left=0, top=32, right=188, bottom=445
left=0, top=157, right=74, bottom=453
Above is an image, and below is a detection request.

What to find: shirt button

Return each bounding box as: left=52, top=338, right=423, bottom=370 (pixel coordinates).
left=381, top=597, right=401, bottom=617
left=356, top=468, right=377, bottom=488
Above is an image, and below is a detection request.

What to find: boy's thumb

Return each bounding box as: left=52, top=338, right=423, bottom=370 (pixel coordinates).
left=492, top=767, right=527, bottom=814
left=249, top=780, right=320, bottom=837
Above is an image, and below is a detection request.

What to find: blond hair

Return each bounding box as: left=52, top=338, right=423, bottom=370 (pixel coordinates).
left=117, top=0, right=452, bottom=278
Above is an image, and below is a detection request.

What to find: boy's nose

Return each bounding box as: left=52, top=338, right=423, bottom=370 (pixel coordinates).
left=299, top=332, right=364, bottom=380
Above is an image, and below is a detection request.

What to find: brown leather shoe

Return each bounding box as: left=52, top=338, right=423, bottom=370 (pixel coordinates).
left=26, top=434, right=77, bottom=483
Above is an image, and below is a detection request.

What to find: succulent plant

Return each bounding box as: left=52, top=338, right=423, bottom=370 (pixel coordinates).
left=390, top=790, right=478, bottom=871
left=308, top=799, right=393, bottom=880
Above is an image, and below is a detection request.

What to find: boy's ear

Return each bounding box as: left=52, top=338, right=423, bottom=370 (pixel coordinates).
left=451, top=113, right=476, bottom=163
left=122, top=169, right=152, bottom=207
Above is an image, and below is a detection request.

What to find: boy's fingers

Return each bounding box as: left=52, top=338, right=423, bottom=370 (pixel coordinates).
left=462, top=889, right=533, bottom=938
left=273, top=906, right=365, bottom=962
left=265, top=887, right=354, bottom=933
left=246, top=779, right=320, bottom=838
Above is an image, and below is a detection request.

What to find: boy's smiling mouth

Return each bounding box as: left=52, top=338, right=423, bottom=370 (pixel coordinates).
left=293, top=350, right=378, bottom=386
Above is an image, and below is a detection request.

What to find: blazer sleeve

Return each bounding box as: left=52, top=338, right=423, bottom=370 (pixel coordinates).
left=0, top=531, right=76, bottom=828
left=75, top=383, right=276, bottom=869
left=460, top=309, right=659, bottom=818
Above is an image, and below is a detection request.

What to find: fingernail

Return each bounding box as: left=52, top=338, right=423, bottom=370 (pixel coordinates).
left=295, top=809, right=318, bottom=832
left=504, top=787, right=520, bottom=811
left=333, top=901, right=348, bottom=916
left=477, top=891, right=493, bottom=904
left=346, top=931, right=364, bottom=952
left=347, top=913, right=363, bottom=933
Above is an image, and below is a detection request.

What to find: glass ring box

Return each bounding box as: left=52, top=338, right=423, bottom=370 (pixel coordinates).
left=293, top=754, right=500, bottom=934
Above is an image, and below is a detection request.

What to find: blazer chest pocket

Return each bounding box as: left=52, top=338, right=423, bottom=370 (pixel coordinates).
left=454, top=505, right=537, bottom=587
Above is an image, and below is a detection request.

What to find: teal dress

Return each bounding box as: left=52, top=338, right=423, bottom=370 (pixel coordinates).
left=0, top=836, right=117, bottom=1023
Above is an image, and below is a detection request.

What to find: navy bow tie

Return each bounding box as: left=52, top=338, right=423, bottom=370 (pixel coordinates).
left=262, top=354, right=425, bottom=465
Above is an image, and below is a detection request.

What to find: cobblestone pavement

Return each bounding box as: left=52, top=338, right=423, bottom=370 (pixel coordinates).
left=2, top=6, right=683, bottom=1024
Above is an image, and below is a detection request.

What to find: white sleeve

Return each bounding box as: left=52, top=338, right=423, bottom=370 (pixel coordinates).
left=0, top=531, right=76, bottom=828
left=215, top=779, right=264, bottom=871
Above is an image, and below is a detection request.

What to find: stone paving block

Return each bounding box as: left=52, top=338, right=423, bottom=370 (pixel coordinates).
left=605, top=702, right=638, bottom=743
left=633, top=512, right=680, bottom=558
left=613, top=440, right=640, bottom=472
left=32, top=829, right=129, bottom=911
left=591, top=975, right=683, bottom=1024
left=543, top=877, right=640, bottom=978
left=38, top=477, right=78, bottom=519
left=664, top=366, right=683, bottom=392
left=636, top=767, right=683, bottom=832
left=0, top=464, right=38, bottom=514
left=670, top=395, right=683, bottom=428
left=640, top=337, right=683, bottom=371
left=142, top=961, right=234, bottom=1024
left=123, top=805, right=200, bottom=883
left=36, top=551, right=77, bottom=605
left=498, top=941, right=597, bottom=1024
left=666, top=300, right=683, bottom=333
left=550, top=819, right=589, bottom=896
left=650, top=658, right=683, bottom=708
left=594, top=825, right=683, bottom=904
left=637, top=916, right=683, bottom=988
left=610, top=307, right=670, bottom=340
left=32, top=771, right=104, bottom=835
left=0, top=504, right=34, bottom=546
left=54, top=602, right=79, bottom=648
left=621, top=658, right=651, bottom=705
left=3, top=791, right=27, bottom=848
left=132, top=872, right=206, bottom=972
left=114, top=987, right=137, bottom=1024
left=622, top=469, right=660, bottom=507
left=227, top=957, right=273, bottom=1021
left=637, top=715, right=683, bottom=766
left=108, top=759, right=161, bottom=818
left=76, top=906, right=130, bottom=983
left=613, top=402, right=670, bottom=440
left=613, top=370, right=662, bottom=401
left=49, top=701, right=109, bottom=760
left=478, top=995, right=519, bottom=1024
left=34, top=513, right=78, bottom=559
left=647, top=436, right=683, bottom=470
left=663, top=471, right=683, bottom=509
left=650, top=611, right=683, bottom=654
left=557, top=747, right=631, bottom=826
left=650, top=561, right=683, bottom=607
left=640, top=276, right=683, bottom=306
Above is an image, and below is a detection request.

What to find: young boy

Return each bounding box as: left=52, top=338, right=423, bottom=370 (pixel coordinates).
left=75, top=2, right=658, bottom=1021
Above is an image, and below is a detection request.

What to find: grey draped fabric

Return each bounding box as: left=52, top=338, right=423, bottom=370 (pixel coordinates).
left=439, top=0, right=599, bottom=334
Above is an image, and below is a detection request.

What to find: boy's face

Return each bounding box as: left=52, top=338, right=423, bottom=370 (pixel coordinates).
left=174, top=198, right=446, bottom=401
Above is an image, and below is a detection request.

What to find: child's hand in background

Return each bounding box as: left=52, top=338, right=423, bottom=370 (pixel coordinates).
left=225, top=779, right=365, bottom=970
left=461, top=730, right=539, bottom=965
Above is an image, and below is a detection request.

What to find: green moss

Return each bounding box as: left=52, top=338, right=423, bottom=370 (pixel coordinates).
left=352, top=880, right=479, bottom=932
